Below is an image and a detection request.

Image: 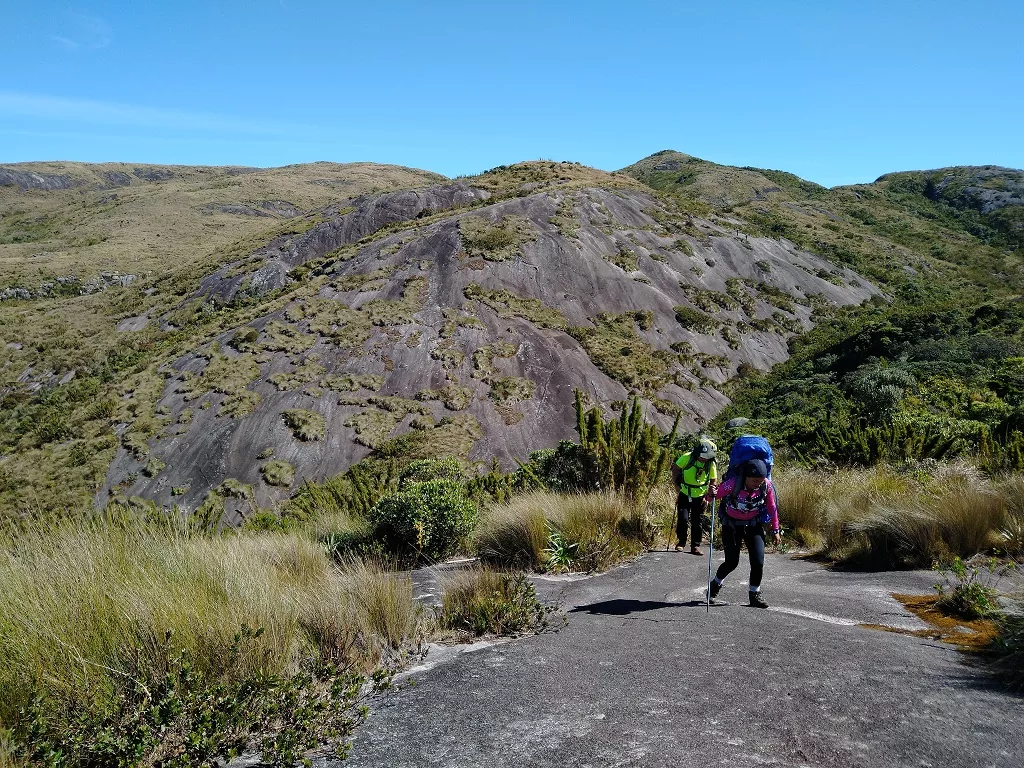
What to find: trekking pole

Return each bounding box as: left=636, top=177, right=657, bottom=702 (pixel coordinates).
left=706, top=496, right=717, bottom=613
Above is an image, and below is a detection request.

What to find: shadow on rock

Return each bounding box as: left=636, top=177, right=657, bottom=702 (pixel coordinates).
left=569, top=599, right=687, bottom=616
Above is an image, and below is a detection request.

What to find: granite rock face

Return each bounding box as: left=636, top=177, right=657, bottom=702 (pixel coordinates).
left=101, top=183, right=879, bottom=513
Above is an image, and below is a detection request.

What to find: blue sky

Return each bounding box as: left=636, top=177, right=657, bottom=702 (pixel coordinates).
left=2, top=0, right=1021, bottom=186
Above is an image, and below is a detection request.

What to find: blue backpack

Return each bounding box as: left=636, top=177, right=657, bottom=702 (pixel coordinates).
left=726, top=434, right=773, bottom=480
left=723, top=435, right=775, bottom=523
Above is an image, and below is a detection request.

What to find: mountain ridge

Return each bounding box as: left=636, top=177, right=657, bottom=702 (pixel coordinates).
left=1, top=152, right=1021, bottom=518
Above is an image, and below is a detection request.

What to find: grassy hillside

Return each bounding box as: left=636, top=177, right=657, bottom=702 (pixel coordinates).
left=3, top=149, right=1023, bottom=520
left=621, top=151, right=1024, bottom=467
left=1, top=158, right=876, bottom=519
left=0, top=161, right=444, bottom=288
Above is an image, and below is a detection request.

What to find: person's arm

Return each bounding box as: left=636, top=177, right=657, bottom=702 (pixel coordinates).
left=671, top=461, right=682, bottom=490
left=709, top=460, right=719, bottom=493
left=766, top=482, right=781, bottom=542
left=714, top=476, right=734, bottom=500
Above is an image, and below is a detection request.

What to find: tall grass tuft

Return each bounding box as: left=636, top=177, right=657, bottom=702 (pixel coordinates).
left=0, top=516, right=420, bottom=763
left=475, top=491, right=646, bottom=572
left=438, top=567, right=552, bottom=637
left=774, top=468, right=826, bottom=548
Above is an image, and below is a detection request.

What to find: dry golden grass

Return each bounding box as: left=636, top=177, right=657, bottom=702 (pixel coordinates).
left=437, top=566, right=550, bottom=637
left=0, top=161, right=443, bottom=285
left=0, top=516, right=421, bottom=729
left=475, top=490, right=648, bottom=572
left=769, top=463, right=1014, bottom=566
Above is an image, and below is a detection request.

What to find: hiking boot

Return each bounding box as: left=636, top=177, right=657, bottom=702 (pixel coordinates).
left=690, top=547, right=704, bottom=556
left=748, top=591, right=768, bottom=609
left=674, top=545, right=684, bottom=552
left=708, top=580, right=721, bottom=601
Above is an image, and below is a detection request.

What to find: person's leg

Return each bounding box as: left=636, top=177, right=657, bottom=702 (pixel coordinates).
left=714, top=523, right=741, bottom=583
left=746, top=526, right=768, bottom=607
left=675, top=493, right=690, bottom=549
left=689, top=496, right=706, bottom=552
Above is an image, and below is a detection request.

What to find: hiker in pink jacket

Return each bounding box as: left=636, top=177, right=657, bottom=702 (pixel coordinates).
left=707, top=459, right=781, bottom=608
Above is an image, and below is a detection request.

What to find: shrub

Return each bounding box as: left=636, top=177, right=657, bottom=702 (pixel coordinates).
left=514, top=440, right=601, bottom=493
left=438, top=568, right=553, bottom=637
left=933, top=556, right=1004, bottom=620
left=369, top=480, right=478, bottom=561
left=398, top=457, right=465, bottom=486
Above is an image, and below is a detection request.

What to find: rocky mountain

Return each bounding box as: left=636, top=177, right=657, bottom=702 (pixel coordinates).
left=3, top=152, right=1021, bottom=519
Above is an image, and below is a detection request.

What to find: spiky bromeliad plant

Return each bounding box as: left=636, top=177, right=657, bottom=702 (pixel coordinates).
left=573, top=389, right=679, bottom=503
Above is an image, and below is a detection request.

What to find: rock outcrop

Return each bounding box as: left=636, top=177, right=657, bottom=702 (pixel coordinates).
left=100, top=179, right=878, bottom=514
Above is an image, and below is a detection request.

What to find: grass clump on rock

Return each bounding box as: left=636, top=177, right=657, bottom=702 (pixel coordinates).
left=489, top=376, right=536, bottom=404
left=459, top=214, right=536, bottom=262
left=476, top=491, right=648, bottom=573
left=567, top=313, right=676, bottom=393
left=673, top=305, right=720, bottom=334
left=437, top=568, right=553, bottom=637
left=282, top=408, right=326, bottom=441
left=464, top=284, right=568, bottom=330
left=261, top=459, right=296, bottom=487
left=416, top=383, right=473, bottom=411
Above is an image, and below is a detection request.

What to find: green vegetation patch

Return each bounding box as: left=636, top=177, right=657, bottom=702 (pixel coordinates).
left=680, top=284, right=738, bottom=313
left=567, top=313, right=677, bottom=393
left=431, top=339, right=466, bottom=369
left=753, top=281, right=798, bottom=313
left=604, top=243, right=639, bottom=272
left=261, top=459, right=296, bottom=487
left=321, top=373, right=384, bottom=393
left=489, top=376, right=536, bottom=403
left=177, top=345, right=261, bottom=401
left=332, top=265, right=396, bottom=292
left=299, top=298, right=372, bottom=356
left=359, top=277, right=427, bottom=326
left=459, top=214, right=537, bottom=262
left=257, top=320, right=316, bottom=354
left=416, top=383, right=474, bottom=411
left=220, top=390, right=262, bottom=418
left=269, top=357, right=327, bottom=391
left=345, top=397, right=431, bottom=449
left=441, top=309, right=485, bottom=339
left=471, top=341, right=519, bottom=380
left=464, top=284, right=568, bottom=330
left=673, top=305, right=721, bottom=334
left=548, top=195, right=580, bottom=239
left=281, top=408, right=326, bottom=441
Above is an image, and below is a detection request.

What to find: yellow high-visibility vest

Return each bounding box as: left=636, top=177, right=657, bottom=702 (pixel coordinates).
left=676, top=451, right=718, bottom=498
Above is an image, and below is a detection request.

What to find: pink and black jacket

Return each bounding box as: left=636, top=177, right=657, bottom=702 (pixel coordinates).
left=714, top=477, right=779, bottom=533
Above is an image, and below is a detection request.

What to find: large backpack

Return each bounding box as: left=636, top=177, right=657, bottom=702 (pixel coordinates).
left=725, top=435, right=773, bottom=480
left=723, top=435, right=775, bottom=523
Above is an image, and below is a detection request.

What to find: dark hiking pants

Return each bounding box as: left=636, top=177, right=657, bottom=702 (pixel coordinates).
left=715, top=520, right=766, bottom=588
left=675, top=493, right=707, bottom=548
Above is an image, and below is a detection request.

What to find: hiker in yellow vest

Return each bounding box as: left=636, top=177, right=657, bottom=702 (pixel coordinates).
left=670, top=437, right=718, bottom=555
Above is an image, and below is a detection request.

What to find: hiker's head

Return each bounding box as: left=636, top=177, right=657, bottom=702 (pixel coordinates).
left=743, top=459, right=767, bottom=489
left=697, top=436, right=717, bottom=461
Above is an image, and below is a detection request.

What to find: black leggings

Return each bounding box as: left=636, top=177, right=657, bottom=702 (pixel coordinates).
left=715, top=521, right=765, bottom=589
left=675, top=494, right=707, bottom=548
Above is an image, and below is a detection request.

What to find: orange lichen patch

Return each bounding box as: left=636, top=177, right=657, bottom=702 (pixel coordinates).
left=861, top=594, right=1000, bottom=650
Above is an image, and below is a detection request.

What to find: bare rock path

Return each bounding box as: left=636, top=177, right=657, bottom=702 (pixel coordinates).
left=331, top=553, right=1021, bottom=768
